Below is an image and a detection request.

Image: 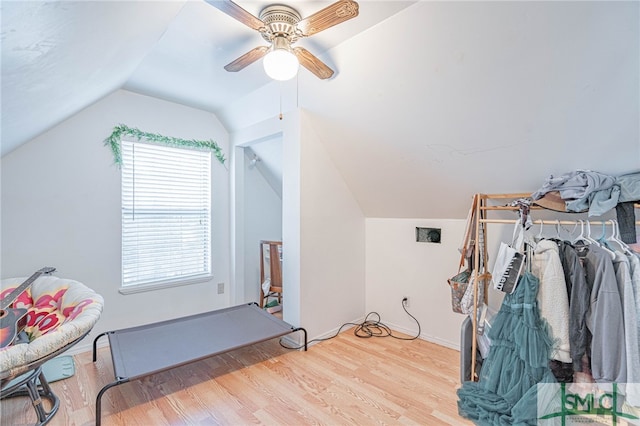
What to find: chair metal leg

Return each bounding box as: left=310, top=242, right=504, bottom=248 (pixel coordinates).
left=1, top=366, right=60, bottom=426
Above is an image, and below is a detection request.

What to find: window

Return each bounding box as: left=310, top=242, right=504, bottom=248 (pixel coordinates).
left=121, top=139, right=211, bottom=291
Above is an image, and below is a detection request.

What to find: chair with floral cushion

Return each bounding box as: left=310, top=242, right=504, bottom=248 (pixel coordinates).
left=0, top=275, right=103, bottom=425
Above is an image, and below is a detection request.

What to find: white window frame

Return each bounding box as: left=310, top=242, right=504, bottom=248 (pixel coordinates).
left=120, top=138, right=212, bottom=294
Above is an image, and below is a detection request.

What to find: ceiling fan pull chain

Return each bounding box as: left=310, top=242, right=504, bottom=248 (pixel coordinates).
left=279, top=82, right=283, bottom=120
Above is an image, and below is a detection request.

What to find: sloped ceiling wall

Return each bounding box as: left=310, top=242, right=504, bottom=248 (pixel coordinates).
left=2, top=1, right=638, bottom=220
left=224, top=1, right=640, bottom=219
left=1, top=1, right=187, bottom=153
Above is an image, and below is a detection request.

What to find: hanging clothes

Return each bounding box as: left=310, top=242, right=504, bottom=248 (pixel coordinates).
left=577, top=243, right=627, bottom=384
left=625, top=253, right=640, bottom=406
left=556, top=240, right=592, bottom=372
left=460, top=194, right=640, bottom=423
left=617, top=202, right=638, bottom=244
left=531, top=240, right=571, bottom=364
left=457, top=272, right=556, bottom=425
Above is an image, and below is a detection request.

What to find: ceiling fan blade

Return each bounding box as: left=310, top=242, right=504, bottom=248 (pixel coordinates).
left=293, top=47, right=334, bottom=80
left=224, top=46, right=269, bottom=72
left=297, top=0, right=359, bottom=37
left=207, top=0, right=265, bottom=31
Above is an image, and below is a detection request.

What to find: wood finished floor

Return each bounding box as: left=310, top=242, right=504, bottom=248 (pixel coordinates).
left=1, top=331, right=471, bottom=425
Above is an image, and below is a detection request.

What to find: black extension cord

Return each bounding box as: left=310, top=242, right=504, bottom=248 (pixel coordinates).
left=280, top=299, right=421, bottom=350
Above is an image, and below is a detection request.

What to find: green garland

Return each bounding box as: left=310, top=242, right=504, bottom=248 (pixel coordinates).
left=104, top=124, right=226, bottom=167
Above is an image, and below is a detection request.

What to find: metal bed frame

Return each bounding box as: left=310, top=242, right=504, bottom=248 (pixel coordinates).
left=92, top=303, right=307, bottom=425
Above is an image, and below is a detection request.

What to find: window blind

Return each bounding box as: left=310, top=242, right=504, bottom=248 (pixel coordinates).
left=121, top=140, right=211, bottom=288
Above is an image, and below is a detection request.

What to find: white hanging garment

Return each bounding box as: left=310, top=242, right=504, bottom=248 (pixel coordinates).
left=261, top=277, right=271, bottom=295
left=531, top=239, right=571, bottom=363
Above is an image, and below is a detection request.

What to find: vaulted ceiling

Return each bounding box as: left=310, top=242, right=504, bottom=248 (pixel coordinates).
left=2, top=1, right=638, bottom=219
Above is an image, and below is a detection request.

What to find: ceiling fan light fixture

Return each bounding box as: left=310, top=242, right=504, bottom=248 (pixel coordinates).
left=214, top=1, right=359, bottom=80
left=263, top=36, right=299, bottom=81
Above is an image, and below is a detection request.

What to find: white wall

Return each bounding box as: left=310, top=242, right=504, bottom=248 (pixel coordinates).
left=230, top=114, right=300, bottom=325
left=243, top=150, right=282, bottom=304
left=363, top=207, right=629, bottom=350
left=299, top=111, right=366, bottom=340
left=364, top=217, right=521, bottom=349
left=12, top=86, right=617, bottom=359
left=230, top=110, right=366, bottom=341
left=0, top=89, right=230, bottom=353
left=365, top=218, right=469, bottom=349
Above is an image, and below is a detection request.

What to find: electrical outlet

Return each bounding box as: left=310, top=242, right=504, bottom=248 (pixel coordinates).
left=403, top=296, right=409, bottom=307
left=217, top=282, right=224, bottom=294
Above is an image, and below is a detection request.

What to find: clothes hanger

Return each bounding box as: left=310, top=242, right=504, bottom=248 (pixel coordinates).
left=596, top=221, right=615, bottom=251
left=604, top=219, right=623, bottom=250
left=609, top=219, right=633, bottom=255
left=573, top=220, right=588, bottom=244
left=584, top=220, right=599, bottom=245
left=567, top=222, right=579, bottom=242
left=597, top=221, right=607, bottom=242
left=586, top=220, right=616, bottom=259
left=559, top=221, right=578, bottom=243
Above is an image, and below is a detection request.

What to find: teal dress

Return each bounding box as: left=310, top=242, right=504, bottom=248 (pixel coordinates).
left=457, top=271, right=557, bottom=425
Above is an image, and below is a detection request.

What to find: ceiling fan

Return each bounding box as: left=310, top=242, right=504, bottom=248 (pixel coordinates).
left=209, top=0, right=359, bottom=80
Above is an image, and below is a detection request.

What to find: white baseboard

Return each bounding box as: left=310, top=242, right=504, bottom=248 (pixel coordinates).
left=279, top=316, right=365, bottom=349
left=382, top=321, right=461, bottom=351
left=62, top=335, right=108, bottom=357
left=318, top=317, right=365, bottom=340
left=297, top=317, right=460, bottom=352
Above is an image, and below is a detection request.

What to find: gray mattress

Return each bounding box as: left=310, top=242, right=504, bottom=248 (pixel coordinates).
left=94, top=302, right=305, bottom=425
left=107, top=303, right=296, bottom=380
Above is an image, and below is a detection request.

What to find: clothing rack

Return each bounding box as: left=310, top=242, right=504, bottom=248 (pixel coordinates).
left=468, top=193, right=640, bottom=381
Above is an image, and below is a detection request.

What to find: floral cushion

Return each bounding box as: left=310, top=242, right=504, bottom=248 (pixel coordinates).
left=0, top=275, right=103, bottom=378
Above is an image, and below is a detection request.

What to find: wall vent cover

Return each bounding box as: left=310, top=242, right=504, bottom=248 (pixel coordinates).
left=416, top=227, right=441, bottom=243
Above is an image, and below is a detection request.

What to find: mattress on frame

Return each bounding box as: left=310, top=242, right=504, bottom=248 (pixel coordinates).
left=106, top=303, right=296, bottom=381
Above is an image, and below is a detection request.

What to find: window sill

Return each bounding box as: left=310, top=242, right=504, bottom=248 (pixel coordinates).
left=119, top=275, right=213, bottom=295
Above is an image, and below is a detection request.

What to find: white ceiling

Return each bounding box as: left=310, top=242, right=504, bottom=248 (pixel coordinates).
left=2, top=1, right=638, bottom=219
